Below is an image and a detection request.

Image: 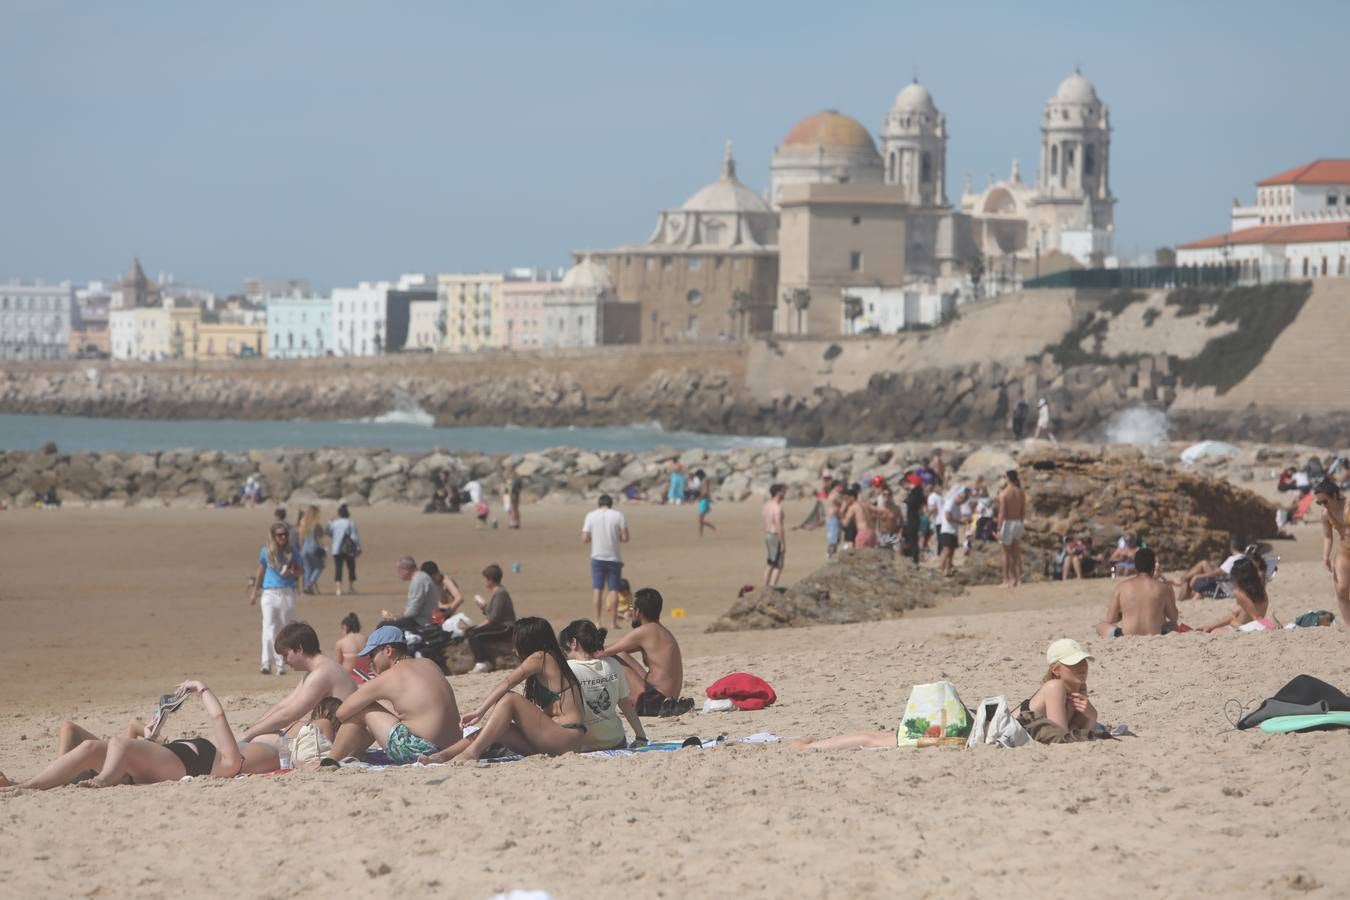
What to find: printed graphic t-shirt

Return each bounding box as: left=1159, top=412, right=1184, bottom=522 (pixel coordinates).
left=567, top=657, right=629, bottom=748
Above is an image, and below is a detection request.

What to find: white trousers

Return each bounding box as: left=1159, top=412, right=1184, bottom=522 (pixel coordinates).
left=260, top=588, right=297, bottom=670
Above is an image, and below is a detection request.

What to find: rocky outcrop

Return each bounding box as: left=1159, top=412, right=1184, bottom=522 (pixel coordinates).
left=0, top=440, right=1326, bottom=512
left=708, top=549, right=965, bottom=631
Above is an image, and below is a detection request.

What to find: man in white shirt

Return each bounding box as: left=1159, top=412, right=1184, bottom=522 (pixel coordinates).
left=938, top=485, right=970, bottom=577
left=582, top=493, right=629, bottom=623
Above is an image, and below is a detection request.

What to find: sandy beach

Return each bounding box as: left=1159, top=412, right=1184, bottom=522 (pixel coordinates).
left=2, top=500, right=1349, bottom=899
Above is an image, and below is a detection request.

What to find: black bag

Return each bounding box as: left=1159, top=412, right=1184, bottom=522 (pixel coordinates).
left=1236, top=675, right=1350, bottom=730
left=338, top=533, right=357, bottom=557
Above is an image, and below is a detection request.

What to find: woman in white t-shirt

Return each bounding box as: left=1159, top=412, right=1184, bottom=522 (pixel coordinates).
left=559, top=619, right=647, bottom=751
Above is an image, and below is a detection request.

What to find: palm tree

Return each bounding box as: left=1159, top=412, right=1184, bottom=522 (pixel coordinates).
left=842, top=294, right=864, bottom=334
left=731, top=289, right=753, bottom=340
left=784, top=287, right=811, bottom=334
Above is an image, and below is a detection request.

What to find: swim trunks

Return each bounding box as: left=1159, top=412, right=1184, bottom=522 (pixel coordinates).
left=765, top=532, right=784, bottom=568
left=697, top=497, right=711, bottom=515
left=385, top=723, right=440, bottom=764
left=636, top=683, right=694, bottom=717
left=999, top=519, right=1025, bottom=546
left=854, top=528, right=878, bottom=548
left=825, top=516, right=841, bottom=547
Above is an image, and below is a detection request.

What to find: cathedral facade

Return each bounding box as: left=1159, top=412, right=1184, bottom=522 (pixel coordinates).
left=578, top=71, right=1116, bottom=341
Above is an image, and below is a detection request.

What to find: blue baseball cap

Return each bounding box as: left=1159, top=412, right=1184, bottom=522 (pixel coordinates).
left=359, top=624, right=406, bottom=656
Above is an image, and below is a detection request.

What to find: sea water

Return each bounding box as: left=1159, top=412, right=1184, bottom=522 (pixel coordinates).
left=0, top=413, right=785, bottom=455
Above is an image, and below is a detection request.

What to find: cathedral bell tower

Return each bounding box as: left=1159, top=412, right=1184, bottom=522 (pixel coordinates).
left=881, top=79, right=948, bottom=208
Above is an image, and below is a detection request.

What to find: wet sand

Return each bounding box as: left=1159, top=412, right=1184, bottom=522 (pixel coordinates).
left=2, top=502, right=1348, bottom=898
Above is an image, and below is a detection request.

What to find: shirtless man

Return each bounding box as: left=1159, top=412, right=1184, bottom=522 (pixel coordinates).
left=763, top=483, right=787, bottom=586
left=996, top=470, right=1027, bottom=588
left=241, top=622, right=357, bottom=745
left=596, top=588, right=690, bottom=717
left=1176, top=536, right=1245, bottom=600
left=325, top=625, right=462, bottom=765
left=841, top=484, right=879, bottom=548
left=1095, top=548, right=1179, bottom=637
left=824, top=480, right=844, bottom=559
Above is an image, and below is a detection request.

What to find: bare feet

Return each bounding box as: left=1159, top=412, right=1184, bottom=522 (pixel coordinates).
left=78, top=776, right=111, bottom=788
left=0, top=771, right=13, bottom=788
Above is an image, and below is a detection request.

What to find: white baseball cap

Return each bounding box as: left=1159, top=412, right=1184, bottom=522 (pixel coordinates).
left=1046, top=638, right=1093, bottom=666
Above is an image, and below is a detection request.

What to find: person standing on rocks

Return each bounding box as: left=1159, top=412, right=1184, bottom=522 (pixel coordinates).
left=996, top=470, right=1027, bottom=588
left=583, top=493, right=629, bottom=624
left=901, top=473, right=924, bottom=566
left=824, top=480, right=844, bottom=559
left=1011, top=398, right=1030, bottom=440
left=937, top=485, right=970, bottom=577
left=929, top=449, right=946, bottom=487
left=328, top=504, right=361, bottom=596
left=1034, top=398, right=1057, bottom=443
left=763, top=483, right=787, bottom=587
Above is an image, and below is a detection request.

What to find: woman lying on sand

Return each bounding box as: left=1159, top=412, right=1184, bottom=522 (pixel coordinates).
left=791, top=639, right=1101, bottom=749
left=420, top=617, right=588, bottom=764
left=0, top=681, right=279, bottom=790
left=1199, top=556, right=1272, bottom=632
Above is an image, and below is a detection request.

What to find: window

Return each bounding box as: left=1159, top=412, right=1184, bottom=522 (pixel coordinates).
left=851, top=216, right=861, bottom=226
left=687, top=289, right=703, bottom=305
left=1050, top=145, right=1059, bottom=175
left=849, top=252, right=862, bottom=272
left=1084, top=144, right=1096, bottom=175
left=661, top=256, right=671, bottom=269
left=687, top=315, right=699, bottom=338
left=1328, top=193, right=1340, bottom=207
left=688, top=257, right=701, bottom=272
left=714, top=256, right=724, bottom=269
left=646, top=258, right=656, bottom=272
left=920, top=152, right=932, bottom=183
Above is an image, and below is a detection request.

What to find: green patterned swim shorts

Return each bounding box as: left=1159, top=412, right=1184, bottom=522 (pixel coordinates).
left=385, top=723, right=440, bottom=764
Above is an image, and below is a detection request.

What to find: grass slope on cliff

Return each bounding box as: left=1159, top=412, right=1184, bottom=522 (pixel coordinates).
left=1166, top=281, right=1312, bottom=393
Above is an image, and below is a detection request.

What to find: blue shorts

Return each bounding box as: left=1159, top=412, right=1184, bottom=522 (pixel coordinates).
left=826, top=516, right=841, bottom=546
left=591, top=558, right=624, bottom=591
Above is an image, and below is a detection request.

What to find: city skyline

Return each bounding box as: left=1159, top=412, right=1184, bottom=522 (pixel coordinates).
left=2, top=0, right=1346, bottom=292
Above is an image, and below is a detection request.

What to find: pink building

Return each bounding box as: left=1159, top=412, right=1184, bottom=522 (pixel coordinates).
left=501, top=272, right=557, bottom=350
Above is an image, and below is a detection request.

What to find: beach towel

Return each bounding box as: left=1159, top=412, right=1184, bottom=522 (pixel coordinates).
left=1294, top=492, right=1315, bottom=523
left=706, top=673, right=777, bottom=711
left=897, top=681, right=973, bottom=748
left=1236, top=675, right=1350, bottom=730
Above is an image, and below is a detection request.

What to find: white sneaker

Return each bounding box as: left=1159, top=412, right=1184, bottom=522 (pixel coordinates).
left=335, top=586, right=342, bottom=596
left=276, top=666, right=286, bottom=676
left=471, top=662, right=491, bottom=674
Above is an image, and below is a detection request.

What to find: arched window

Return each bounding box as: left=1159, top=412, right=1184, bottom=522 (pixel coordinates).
left=687, top=289, right=703, bottom=306
left=1050, top=145, right=1059, bottom=175
left=920, top=152, right=932, bottom=183
left=1084, top=144, right=1096, bottom=175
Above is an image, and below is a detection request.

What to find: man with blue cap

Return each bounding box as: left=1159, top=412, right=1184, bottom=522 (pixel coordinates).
left=325, top=624, right=462, bottom=765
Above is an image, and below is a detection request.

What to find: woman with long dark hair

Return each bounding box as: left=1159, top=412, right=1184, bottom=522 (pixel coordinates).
left=423, top=617, right=587, bottom=763
left=1201, top=555, right=1272, bottom=632
left=559, top=619, right=647, bottom=751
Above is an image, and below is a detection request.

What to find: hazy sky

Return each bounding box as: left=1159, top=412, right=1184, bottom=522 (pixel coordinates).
left=2, top=1, right=1346, bottom=292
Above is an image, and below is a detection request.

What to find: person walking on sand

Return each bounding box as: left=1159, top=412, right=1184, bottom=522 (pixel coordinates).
left=583, top=493, right=629, bottom=624
left=1034, top=397, right=1057, bottom=443
left=996, top=470, right=1027, bottom=588
left=1315, top=478, right=1350, bottom=628
left=763, top=483, right=787, bottom=587
left=505, top=466, right=523, bottom=529
left=695, top=470, right=717, bottom=536
left=328, top=504, right=361, bottom=596
left=296, top=504, right=327, bottom=595
left=251, top=521, right=302, bottom=675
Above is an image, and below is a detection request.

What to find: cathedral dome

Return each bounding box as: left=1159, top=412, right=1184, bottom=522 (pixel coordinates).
left=682, top=143, right=771, bottom=213
left=1053, top=71, right=1098, bottom=105
left=892, top=81, right=935, bottom=113
left=781, top=110, right=877, bottom=152
left=560, top=255, right=613, bottom=293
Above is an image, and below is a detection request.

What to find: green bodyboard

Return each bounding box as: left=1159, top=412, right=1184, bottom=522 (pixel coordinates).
left=1259, top=713, right=1350, bottom=733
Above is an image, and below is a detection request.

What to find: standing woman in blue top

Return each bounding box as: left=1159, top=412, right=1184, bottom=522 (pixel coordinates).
left=250, top=522, right=301, bottom=675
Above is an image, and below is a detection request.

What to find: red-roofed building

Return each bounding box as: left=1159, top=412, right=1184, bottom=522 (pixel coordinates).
left=1176, top=160, right=1350, bottom=281
left=1229, top=159, right=1350, bottom=231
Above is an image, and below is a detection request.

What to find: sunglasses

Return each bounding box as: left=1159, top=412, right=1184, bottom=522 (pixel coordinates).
left=272, top=530, right=288, bottom=537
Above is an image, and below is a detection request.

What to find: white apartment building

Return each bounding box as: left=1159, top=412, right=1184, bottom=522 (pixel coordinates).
left=1178, top=160, right=1350, bottom=281
left=331, top=275, right=435, bottom=357
left=266, top=295, right=332, bottom=358
left=0, top=281, right=77, bottom=360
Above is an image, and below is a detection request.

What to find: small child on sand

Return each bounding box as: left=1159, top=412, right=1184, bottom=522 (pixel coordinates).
left=607, top=578, right=634, bottom=630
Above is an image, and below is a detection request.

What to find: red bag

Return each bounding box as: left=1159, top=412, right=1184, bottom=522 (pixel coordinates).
left=706, top=673, right=777, bottom=711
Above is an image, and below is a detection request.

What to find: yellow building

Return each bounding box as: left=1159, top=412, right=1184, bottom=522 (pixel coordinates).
left=193, top=319, right=267, bottom=359
left=439, top=273, right=504, bottom=353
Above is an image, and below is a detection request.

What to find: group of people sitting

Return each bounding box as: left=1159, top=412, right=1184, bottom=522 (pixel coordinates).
left=0, top=588, right=693, bottom=790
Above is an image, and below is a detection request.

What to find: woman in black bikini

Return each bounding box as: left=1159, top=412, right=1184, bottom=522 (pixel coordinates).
left=0, top=681, right=278, bottom=790
left=423, top=617, right=588, bottom=764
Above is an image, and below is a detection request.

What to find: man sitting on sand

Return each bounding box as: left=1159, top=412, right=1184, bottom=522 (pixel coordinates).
left=596, top=588, right=692, bottom=717
left=1175, top=536, right=1246, bottom=600
left=325, top=625, right=462, bottom=765
left=1095, top=548, right=1179, bottom=637
left=239, top=622, right=356, bottom=744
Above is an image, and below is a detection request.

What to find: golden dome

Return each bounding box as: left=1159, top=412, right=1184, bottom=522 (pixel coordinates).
left=781, top=110, right=876, bottom=152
